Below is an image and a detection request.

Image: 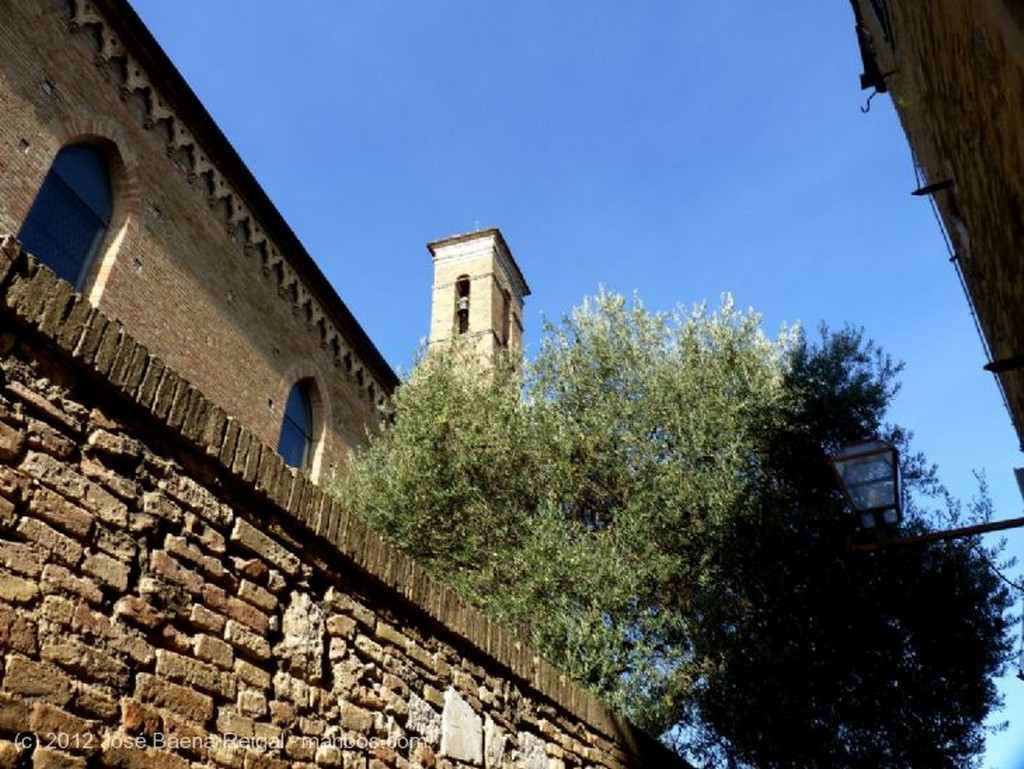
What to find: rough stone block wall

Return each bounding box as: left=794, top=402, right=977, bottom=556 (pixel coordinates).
left=0, top=239, right=689, bottom=768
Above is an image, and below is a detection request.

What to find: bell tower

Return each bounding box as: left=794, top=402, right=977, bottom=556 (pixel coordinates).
left=427, top=228, right=530, bottom=358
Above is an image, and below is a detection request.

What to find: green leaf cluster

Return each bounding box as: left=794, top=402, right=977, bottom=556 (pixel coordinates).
left=334, top=290, right=1012, bottom=768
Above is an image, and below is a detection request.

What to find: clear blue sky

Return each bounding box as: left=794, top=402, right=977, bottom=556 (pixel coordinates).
left=129, top=3, right=1023, bottom=766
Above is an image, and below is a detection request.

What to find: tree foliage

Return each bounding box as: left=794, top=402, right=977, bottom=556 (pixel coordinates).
left=336, top=290, right=1012, bottom=768
left=687, top=330, right=1012, bottom=768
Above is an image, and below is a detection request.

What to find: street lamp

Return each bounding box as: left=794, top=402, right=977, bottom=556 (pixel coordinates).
left=832, top=441, right=1024, bottom=683
left=830, top=439, right=901, bottom=531
left=830, top=438, right=1024, bottom=551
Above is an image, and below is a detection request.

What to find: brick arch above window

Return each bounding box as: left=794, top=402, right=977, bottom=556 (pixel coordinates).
left=53, top=118, right=142, bottom=220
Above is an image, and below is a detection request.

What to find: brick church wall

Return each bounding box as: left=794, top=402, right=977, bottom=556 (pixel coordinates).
left=0, top=240, right=689, bottom=769
left=0, top=1, right=396, bottom=477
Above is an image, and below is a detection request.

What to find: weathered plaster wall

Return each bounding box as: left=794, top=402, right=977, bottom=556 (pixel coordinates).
left=0, top=239, right=689, bottom=769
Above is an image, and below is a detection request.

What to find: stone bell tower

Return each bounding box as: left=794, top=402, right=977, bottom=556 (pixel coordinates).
left=427, top=228, right=530, bottom=359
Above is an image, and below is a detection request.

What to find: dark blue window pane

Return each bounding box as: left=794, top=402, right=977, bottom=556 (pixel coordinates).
left=52, top=145, right=112, bottom=222
left=18, top=145, right=111, bottom=288
left=278, top=381, right=314, bottom=469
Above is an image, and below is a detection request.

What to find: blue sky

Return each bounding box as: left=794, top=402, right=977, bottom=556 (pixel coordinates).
left=129, top=2, right=1023, bottom=766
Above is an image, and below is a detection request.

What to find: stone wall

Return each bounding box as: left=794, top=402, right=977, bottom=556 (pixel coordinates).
left=0, top=238, right=690, bottom=768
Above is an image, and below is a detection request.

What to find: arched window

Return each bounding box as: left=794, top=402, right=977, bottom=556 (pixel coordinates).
left=455, top=275, right=470, bottom=334
left=18, top=144, right=113, bottom=288
left=278, top=380, right=315, bottom=470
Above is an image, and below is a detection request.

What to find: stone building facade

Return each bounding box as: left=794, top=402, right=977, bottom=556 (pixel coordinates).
left=0, top=0, right=398, bottom=480
left=849, top=0, right=1024, bottom=448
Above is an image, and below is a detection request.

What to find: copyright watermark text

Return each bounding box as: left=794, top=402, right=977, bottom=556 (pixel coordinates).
left=12, top=731, right=426, bottom=754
